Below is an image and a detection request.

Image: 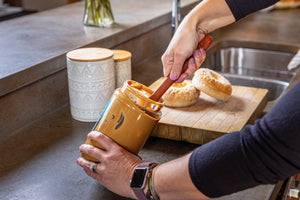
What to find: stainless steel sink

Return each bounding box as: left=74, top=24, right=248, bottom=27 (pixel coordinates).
left=222, top=74, right=288, bottom=101
left=202, top=41, right=299, bottom=101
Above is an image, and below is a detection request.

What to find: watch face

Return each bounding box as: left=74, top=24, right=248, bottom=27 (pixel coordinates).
left=130, top=167, right=148, bottom=189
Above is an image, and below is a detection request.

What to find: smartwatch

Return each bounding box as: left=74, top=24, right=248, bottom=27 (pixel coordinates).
left=130, top=162, right=156, bottom=200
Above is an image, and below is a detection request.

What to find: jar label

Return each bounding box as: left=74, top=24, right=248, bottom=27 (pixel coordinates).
left=92, top=99, right=111, bottom=131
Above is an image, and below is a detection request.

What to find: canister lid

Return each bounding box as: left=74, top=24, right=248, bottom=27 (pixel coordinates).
left=112, top=50, right=132, bottom=61
left=67, top=48, right=114, bottom=62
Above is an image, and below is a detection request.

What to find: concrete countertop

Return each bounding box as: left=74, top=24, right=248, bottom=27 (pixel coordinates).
left=0, top=1, right=300, bottom=199
left=0, top=105, right=275, bottom=200
left=0, top=0, right=197, bottom=97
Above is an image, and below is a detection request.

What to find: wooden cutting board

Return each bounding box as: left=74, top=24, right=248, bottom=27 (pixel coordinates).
left=149, top=77, right=269, bottom=145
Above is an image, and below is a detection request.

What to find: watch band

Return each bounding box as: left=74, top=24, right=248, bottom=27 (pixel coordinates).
left=132, top=162, right=157, bottom=200
left=134, top=189, right=147, bottom=200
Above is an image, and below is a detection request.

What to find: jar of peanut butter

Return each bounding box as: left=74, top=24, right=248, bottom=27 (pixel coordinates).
left=82, top=80, right=163, bottom=162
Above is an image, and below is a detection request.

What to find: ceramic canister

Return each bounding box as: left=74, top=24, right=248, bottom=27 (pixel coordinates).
left=66, top=47, right=115, bottom=122
left=112, top=50, right=132, bottom=88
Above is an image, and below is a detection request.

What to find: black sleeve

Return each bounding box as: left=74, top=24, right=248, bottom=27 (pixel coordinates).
left=225, top=0, right=280, bottom=21
left=188, top=81, right=300, bottom=198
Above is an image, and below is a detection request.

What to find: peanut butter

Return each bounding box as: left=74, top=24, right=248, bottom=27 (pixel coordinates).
left=82, top=80, right=163, bottom=162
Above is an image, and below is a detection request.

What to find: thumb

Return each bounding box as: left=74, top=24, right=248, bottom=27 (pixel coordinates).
left=161, top=50, right=175, bottom=77
left=169, top=56, right=186, bottom=80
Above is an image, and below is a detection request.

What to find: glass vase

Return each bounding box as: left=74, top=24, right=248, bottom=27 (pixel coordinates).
left=83, top=0, right=114, bottom=27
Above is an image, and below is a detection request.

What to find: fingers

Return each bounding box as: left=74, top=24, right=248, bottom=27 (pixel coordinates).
left=176, top=48, right=206, bottom=82
left=76, top=157, right=94, bottom=171
left=194, top=48, right=206, bottom=67
left=78, top=131, right=116, bottom=162
left=162, top=50, right=174, bottom=77
left=79, top=131, right=139, bottom=162
left=79, top=143, right=105, bottom=162
left=176, top=61, right=190, bottom=83
left=169, top=51, right=188, bottom=81
left=162, top=49, right=188, bottom=81
left=162, top=34, right=211, bottom=82
left=76, top=157, right=99, bottom=179
left=87, top=131, right=114, bottom=150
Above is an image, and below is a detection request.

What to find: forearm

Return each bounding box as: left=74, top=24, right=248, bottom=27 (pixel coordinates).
left=225, top=0, right=280, bottom=21
left=177, top=0, right=235, bottom=36
left=189, top=82, right=300, bottom=198
left=154, top=153, right=210, bottom=200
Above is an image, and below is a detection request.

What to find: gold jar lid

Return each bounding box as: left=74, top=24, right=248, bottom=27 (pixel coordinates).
left=67, top=48, right=114, bottom=62
left=112, top=50, right=132, bottom=61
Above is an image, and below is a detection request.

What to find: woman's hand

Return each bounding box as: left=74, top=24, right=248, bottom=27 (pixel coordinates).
left=162, top=0, right=235, bottom=83
left=161, top=13, right=207, bottom=83
left=77, top=131, right=143, bottom=199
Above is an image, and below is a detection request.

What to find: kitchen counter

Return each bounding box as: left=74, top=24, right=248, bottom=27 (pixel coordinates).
left=0, top=0, right=199, bottom=139
left=0, top=105, right=275, bottom=200
left=0, top=0, right=300, bottom=199
left=0, top=0, right=198, bottom=97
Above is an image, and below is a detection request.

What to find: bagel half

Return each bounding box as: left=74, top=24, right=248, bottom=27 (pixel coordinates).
left=192, top=68, right=232, bottom=101
left=163, top=80, right=200, bottom=107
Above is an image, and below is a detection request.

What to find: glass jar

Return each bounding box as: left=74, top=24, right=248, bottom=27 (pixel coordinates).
left=83, top=0, right=114, bottom=27
left=82, top=80, right=163, bottom=162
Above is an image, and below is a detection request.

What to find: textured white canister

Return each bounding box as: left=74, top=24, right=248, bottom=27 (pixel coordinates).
left=112, top=50, right=132, bottom=88
left=66, top=48, right=115, bottom=122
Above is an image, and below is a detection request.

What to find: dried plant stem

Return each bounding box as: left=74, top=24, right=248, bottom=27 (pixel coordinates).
left=83, top=0, right=114, bottom=27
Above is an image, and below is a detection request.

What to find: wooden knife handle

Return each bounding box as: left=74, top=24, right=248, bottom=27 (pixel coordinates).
left=149, top=35, right=212, bottom=102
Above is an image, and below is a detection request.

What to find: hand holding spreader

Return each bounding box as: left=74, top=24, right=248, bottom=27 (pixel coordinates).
left=149, top=35, right=213, bottom=102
